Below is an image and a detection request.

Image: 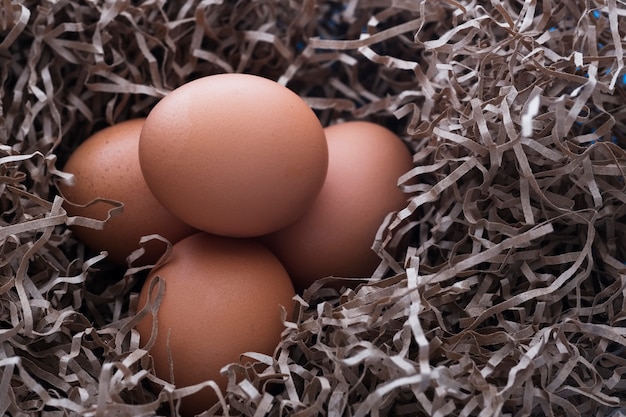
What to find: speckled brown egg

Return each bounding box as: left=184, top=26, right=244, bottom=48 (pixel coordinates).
left=135, top=232, right=295, bottom=416
left=138, top=73, right=328, bottom=238
left=58, top=119, right=196, bottom=265
left=264, top=121, right=413, bottom=292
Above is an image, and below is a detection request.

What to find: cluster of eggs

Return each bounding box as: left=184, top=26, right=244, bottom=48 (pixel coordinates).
left=58, top=73, right=413, bottom=415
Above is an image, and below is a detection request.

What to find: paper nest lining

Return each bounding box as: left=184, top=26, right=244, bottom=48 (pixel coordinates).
left=1, top=0, right=626, bottom=416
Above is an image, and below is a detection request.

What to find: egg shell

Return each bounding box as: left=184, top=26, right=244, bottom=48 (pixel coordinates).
left=138, top=73, right=329, bottom=238
left=264, top=121, right=413, bottom=292
left=58, top=119, right=196, bottom=265
left=135, top=232, right=295, bottom=416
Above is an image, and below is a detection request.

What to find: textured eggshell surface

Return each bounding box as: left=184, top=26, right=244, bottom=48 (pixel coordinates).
left=265, top=121, right=413, bottom=292
left=58, top=118, right=196, bottom=265
left=138, top=73, right=329, bottom=237
left=135, top=232, right=295, bottom=416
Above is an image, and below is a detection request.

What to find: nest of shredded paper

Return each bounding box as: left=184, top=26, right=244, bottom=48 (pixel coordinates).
left=2, top=0, right=626, bottom=416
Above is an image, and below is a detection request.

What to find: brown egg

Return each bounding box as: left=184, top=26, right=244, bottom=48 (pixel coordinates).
left=264, top=121, right=413, bottom=292
left=58, top=119, right=196, bottom=265
left=138, top=73, right=328, bottom=238
left=135, top=232, right=295, bottom=416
